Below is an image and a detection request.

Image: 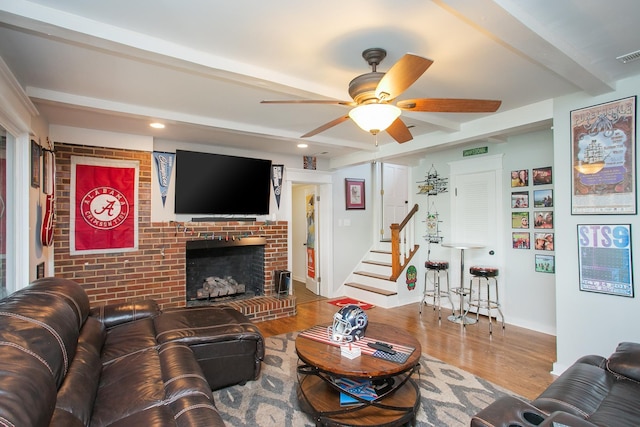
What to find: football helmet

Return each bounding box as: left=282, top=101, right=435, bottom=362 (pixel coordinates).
left=328, top=304, right=368, bottom=343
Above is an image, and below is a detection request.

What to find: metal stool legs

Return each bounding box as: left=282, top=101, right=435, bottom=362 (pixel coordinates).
left=420, top=261, right=453, bottom=321
left=466, top=266, right=504, bottom=334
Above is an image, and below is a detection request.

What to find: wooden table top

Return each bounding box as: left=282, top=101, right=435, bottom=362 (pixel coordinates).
left=295, top=322, right=421, bottom=379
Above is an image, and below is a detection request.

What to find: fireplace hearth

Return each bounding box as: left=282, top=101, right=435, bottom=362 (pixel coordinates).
left=185, top=237, right=266, bottom=307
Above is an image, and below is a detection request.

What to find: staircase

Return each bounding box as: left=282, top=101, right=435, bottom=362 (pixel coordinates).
left=344, top=244, right=398, bottom=308
left=343, top=204, right=420, bottom=308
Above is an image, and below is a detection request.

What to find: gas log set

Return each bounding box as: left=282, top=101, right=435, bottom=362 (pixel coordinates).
left=195, top=276, right=246, bottom=300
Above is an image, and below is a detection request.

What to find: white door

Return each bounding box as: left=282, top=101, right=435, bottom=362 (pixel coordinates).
left=381, top=163, right=408, bottom=241
left=304, top=188, right=319, bottom=294
left=449, top=155, right=503, bottom=290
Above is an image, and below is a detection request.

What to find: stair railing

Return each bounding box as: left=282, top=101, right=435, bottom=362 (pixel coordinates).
left=389, top=203, right=419, bottom=281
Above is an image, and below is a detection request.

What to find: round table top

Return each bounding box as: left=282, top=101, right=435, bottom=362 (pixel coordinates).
left=441, top=242, right=486, bottom=250
left=295, top=322, right=421, bottom=379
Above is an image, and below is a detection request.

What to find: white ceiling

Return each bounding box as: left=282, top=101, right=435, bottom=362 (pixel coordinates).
left=1, top=0, right=640, bottom=167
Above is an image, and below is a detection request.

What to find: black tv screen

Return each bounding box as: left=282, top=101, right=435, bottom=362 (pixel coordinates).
left=174, top=150, right=272, bottom=215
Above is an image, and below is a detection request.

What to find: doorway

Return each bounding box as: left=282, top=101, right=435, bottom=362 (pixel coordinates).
left=381, top=163, right=408, bottom=241
left=449, top=155, right=504, bottom=311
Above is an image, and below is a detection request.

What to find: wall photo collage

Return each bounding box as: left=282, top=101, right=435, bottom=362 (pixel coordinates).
left=511, top=166, right=555, bottom=273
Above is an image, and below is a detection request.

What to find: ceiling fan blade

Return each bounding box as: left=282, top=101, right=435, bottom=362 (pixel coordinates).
left=397, top=98, right=502, bottom=113
left=375, top=54, right=433, bottom=101
left=261, top=100, right=355, bottom=106
left=386, top=118, right=413, bottom=144
left=301, top=115, right=350, bottom=138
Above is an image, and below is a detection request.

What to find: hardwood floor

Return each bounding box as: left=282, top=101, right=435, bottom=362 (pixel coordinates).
left=255, top=299, right=557, bottom=400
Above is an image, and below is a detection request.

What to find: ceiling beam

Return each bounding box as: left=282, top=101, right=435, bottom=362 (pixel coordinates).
left=435, top=0, right=615, bottom=95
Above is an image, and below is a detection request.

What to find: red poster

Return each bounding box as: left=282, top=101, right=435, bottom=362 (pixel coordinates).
left=71, top=157, right=138, bottom=254
left=307, top=247, right=315, bottom=278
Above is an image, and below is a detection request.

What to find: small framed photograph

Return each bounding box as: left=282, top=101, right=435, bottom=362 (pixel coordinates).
left=512, top=211, right=529, bottom=229
left=535, top=254, right=555, bottom=273
left=512, top=232, right=530, bottom=249
left=533, top=166, right=553, bottom=185
left=345, top=178, right=365, bottom=210
left=511, top=191, right=529, bottom=208
left=534, top=189, right=553, bottom=208
left=31, top=139, right=41, bottom=188
left=533, top=211, right=554, bottom=229
left=534, top=233, right=554, bottom=251
left=510, top=169, right=528, bottom=187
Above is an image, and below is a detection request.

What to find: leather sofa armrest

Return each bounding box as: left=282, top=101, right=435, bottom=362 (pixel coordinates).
left=90, top=300, right=160, bottom=329
left=538, top=411, right=598, bottom=427
left=471, top=395, right=548, bottom=427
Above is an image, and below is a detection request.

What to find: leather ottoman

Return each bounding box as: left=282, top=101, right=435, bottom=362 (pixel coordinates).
left=155, top=305, right=265, bottom=390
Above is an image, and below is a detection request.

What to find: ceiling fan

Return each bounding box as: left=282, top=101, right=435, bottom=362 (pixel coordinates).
left=262, top=48, right=501, bottom=143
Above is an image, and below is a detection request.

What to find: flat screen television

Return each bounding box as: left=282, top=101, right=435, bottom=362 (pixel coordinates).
left=174, top=150, right=272, bottom=216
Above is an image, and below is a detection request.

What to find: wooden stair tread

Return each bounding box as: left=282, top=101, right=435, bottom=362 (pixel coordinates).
left=345, top=282, right=397, bottom=296
left=362, top=260, right=392, bottom=267
left=370, top=249, right=391, bottom=255
left=354, top=271, right=391, bottom=280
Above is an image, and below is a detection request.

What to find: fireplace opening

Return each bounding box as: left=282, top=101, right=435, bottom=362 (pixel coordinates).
left=185, top=237, right=265, bottom=307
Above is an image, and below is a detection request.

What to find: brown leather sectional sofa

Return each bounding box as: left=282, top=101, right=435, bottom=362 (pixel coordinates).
left=471, top=342, right=640, bottom=427
left=0, top=277, right=264, bottom=426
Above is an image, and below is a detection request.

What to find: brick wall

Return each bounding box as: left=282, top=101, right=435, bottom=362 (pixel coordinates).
left=52, top=143, right=295, bottom=320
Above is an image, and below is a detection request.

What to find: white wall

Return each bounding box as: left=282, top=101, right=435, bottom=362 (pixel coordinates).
left=552, top=76, right=640, bottom=373
left=410, top=129, right=556, bottom=335
left=331, top=163, right=375, bottom=295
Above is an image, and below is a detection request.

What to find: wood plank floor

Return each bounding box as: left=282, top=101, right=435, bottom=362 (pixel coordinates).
left=255, top=299, right=557, bottom=400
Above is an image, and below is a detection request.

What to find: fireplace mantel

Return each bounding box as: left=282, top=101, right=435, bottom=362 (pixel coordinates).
left=186, top=236, right=267, bottom=250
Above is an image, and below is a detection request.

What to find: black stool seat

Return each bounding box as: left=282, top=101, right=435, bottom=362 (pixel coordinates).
left=426, top=260, right=449, bottom=270
left=469, top=266, right=499, bottom=277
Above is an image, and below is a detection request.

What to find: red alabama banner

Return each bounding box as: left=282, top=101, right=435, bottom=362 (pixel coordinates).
left=71, top=156, right=139, bottom=254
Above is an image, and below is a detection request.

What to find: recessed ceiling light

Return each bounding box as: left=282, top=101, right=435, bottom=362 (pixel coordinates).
left=150, top=122, right=165, bottom=129
left=297, top=143, right=308, bottom=148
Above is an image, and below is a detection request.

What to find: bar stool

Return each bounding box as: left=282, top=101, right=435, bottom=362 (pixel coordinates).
left=420, top=260, right=454, bottom=320
left=466, top=266, right=504, bottom=334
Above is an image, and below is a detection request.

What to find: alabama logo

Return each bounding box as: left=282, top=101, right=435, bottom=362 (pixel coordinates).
left=81, top=187, right=130, bottom=230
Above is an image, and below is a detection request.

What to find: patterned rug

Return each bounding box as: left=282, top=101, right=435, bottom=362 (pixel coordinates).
left=213, top=332, right=515, bottom=426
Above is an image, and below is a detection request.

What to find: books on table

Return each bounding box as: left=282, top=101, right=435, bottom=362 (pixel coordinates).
left=333, top=378, right=377, bottom=406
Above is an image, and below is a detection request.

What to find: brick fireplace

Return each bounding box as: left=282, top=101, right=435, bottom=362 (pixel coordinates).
left=185, top=237, right=266, bottom=305
left=52, top=143, right=296, bottom=321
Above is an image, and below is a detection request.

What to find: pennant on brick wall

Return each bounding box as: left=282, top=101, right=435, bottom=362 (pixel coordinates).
left=153, top=151, right=175, bottom=207
left=70, top=156, right=139, bottom=255
left=271, top=164, right=284, bottom=209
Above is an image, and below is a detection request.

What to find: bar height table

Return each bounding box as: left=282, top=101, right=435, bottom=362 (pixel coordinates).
left=441, top=242, right=486, bottom=325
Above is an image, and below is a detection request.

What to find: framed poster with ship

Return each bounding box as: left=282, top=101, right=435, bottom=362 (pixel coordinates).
left=571, top=96, right=636, bottom=215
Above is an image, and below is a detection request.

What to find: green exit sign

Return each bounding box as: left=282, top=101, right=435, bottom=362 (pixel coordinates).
left=463, top=146, right=488, bottom=157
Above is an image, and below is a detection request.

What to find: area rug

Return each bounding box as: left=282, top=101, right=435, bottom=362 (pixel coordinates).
left=327, top=297, right=375, bottom=310
left=212, top=332, right=516, bottom=426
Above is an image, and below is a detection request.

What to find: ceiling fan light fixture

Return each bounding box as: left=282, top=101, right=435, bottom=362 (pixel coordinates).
left=349, top=103, right=401, bottom=134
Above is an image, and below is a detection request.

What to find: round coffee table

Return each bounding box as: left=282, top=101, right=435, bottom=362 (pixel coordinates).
left=295, top=322, right=421, bottom=426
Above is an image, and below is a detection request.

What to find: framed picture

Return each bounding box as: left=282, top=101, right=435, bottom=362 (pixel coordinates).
left=510, top=169, right=528, bottom=187
left=533, top=189, right=553, bottom=207
left=533, top=211, right=553, bottom=229
left=571, top=96, right=636, bottom=215
left=533, top=166, right=552, bottom=185
left=512, top=232, right=530, bottom=249
left=535, top=254, right=555, bottom=274
left=534, top=233, right=554, bottom=251
left=345, top=178, right=365, bottom=210
left=577, top=224, right=633, bottom=297
left=512, top=211, right=529, bottom=229
left=31, top=139, right=41, bottom=188
left=511, top=191, right=529, bottom=208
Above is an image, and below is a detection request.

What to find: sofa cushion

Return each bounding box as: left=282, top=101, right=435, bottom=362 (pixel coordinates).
left=52, top=317, right=106, bottom=426
left=100, top=317, right=158, bottom=364
left=532, top=356, right=612, bottom=417
left=587, top=379, right=640, bottom=427
left=606, top=341, right=640, bottom=382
